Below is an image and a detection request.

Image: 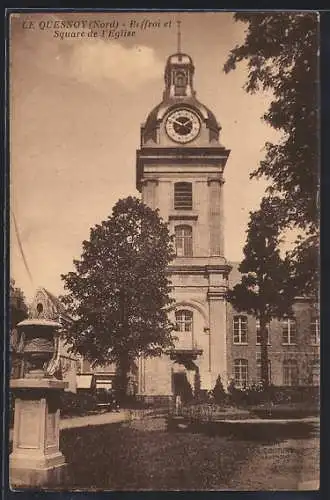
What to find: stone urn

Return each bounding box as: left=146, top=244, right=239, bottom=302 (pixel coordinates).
left=15, top=319, right=61, bottom=379
left=10, top=318, right=68, bottom=488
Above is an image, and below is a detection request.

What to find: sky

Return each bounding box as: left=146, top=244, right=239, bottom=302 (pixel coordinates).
left=10, top=11, right=281, bottom=302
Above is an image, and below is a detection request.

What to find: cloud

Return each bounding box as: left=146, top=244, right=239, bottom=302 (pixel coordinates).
left=11, top=13, right=164, bottom=92
left=68, top=39, right=163, bottom=90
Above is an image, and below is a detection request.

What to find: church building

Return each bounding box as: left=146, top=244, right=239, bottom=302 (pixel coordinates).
left=136, top=46, right=232, bottom=399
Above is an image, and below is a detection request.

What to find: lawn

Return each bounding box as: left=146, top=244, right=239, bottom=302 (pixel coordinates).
left=60, top=418, right=257, bottom=490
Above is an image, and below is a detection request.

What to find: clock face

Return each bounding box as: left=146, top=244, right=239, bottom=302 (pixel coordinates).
left=165, top=109, right=201, bottom=143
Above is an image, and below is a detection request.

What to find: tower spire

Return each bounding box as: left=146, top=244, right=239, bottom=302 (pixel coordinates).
left=177, top=18, right=181, bottom=53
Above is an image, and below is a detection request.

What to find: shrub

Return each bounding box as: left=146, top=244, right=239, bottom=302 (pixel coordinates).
left=266, top=386, right=319, bottom=405
left=60, top=390, right=98, bottom=416
left=226, top=383, right=320, bottom=408
left=194, top=370, right=201, bottom=399
left=212, top=375, right=227, bottom=404
left=121, top=395, right=152, bottom=409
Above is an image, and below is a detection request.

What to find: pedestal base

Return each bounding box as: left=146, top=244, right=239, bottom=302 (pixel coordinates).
left=10, top=378, right=68, bottom=489
left=10, top=459, right=68, bottom=489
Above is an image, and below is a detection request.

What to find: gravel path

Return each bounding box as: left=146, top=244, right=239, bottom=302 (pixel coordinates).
left=60, top=410, right=130, bottom=429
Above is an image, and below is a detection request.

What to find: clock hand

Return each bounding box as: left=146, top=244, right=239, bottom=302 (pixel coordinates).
left=171, top=118, right=192, bottom=128
left=170, top=118, right=186, bottom=127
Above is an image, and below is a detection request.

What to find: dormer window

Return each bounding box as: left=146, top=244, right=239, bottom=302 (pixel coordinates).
left=174, top=182, right=192, bottom=210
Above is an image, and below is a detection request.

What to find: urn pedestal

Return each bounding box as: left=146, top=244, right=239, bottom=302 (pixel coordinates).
left=10, top=319, right=68, bottom=488
left=10, top=379, right=68, bottom=488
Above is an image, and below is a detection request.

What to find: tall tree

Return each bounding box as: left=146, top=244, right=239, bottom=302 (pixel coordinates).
left=224, top=13, right=319, bottom=295
left=228, top=197, right=297, bottom=388
left=61, top=196, right=176, bottom=400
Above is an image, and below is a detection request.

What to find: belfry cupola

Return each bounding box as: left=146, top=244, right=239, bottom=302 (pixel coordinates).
left=163, top=20, right=195, bottom=99
left=163, top=52, right=195, bottom=99
left=140, top=20, right=223, bottom=148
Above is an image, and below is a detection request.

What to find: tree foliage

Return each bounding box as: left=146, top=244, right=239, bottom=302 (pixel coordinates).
left=10, top=279, right=28, bottom=329
left=224, top=13, right=319, bottom=297
left=212, top=375, right=227, bottom=404
left=9, top=279, right=28, bottom=362
left=227, top=197, right=297, bottom=387
left=289, top=232, right=319, bottom=301
left=224, top=12, right=319, bottom=232
left=61, top=196, right=176, bottom=398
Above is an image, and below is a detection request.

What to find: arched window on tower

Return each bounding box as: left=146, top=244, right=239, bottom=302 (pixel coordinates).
left=175, top=225, right=193, bottom=257
left=174, top=182, right=192, bottom=210
left=175, top=310, right=193, bottom=332
left=174, top=70, right=187, bottom=96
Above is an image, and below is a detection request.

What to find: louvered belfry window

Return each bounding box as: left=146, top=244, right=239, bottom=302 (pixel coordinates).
left=174, top=182, right=192, bottom=210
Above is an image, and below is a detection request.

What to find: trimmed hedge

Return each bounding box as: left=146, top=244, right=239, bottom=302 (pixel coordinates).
left=60, top=390, right=98, bottom=416
left=227, top=385, right=319, bottom=407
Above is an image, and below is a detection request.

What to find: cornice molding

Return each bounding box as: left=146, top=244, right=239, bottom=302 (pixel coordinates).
left=207, top=176, right=224, bottom=185
left=168, top=213, right=198, bottom=221
left=140, top=177, right=159, bottom=186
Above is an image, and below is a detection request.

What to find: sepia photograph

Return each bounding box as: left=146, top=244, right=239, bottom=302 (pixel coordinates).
left=8, top=10, right=319, bottom=491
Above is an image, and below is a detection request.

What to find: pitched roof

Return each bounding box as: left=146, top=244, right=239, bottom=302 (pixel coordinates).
left=29, top=287, right=72, bottom=323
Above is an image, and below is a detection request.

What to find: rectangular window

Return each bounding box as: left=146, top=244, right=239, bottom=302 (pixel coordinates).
left=310, top=359, right=320, bottom=386
left=174, top=182, right=193, bottom=210
left=310, top=318, right=320, bottom=344
left=175, top=226, right=193, bottom=257
left=256, top=319, right=270, bottom=345
left=234, top=359, right=248, bottom=388
left=282, top=319, right=297, bottom=345
left=283, top=360, right=299, bottom=386
left=233, top=316, right=248, bottom=344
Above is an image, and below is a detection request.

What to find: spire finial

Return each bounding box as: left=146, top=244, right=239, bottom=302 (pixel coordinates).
left=177, top=18, right=181, bottom=53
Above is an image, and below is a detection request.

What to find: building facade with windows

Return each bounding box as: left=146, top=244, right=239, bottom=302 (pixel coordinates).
left=134, top=48, right=319, bottom=401
left=227, top=264, right=320, bottom=388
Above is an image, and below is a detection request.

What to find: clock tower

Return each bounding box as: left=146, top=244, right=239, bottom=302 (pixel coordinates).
left=136, top=42, right=231, bottom=400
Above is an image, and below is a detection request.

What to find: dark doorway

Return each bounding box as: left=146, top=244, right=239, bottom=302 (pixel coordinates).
left=172, top=372, right=193, bottom=403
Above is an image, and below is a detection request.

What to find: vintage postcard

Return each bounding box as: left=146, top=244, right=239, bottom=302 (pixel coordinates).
left=8, top=10, right=320, bottom=491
